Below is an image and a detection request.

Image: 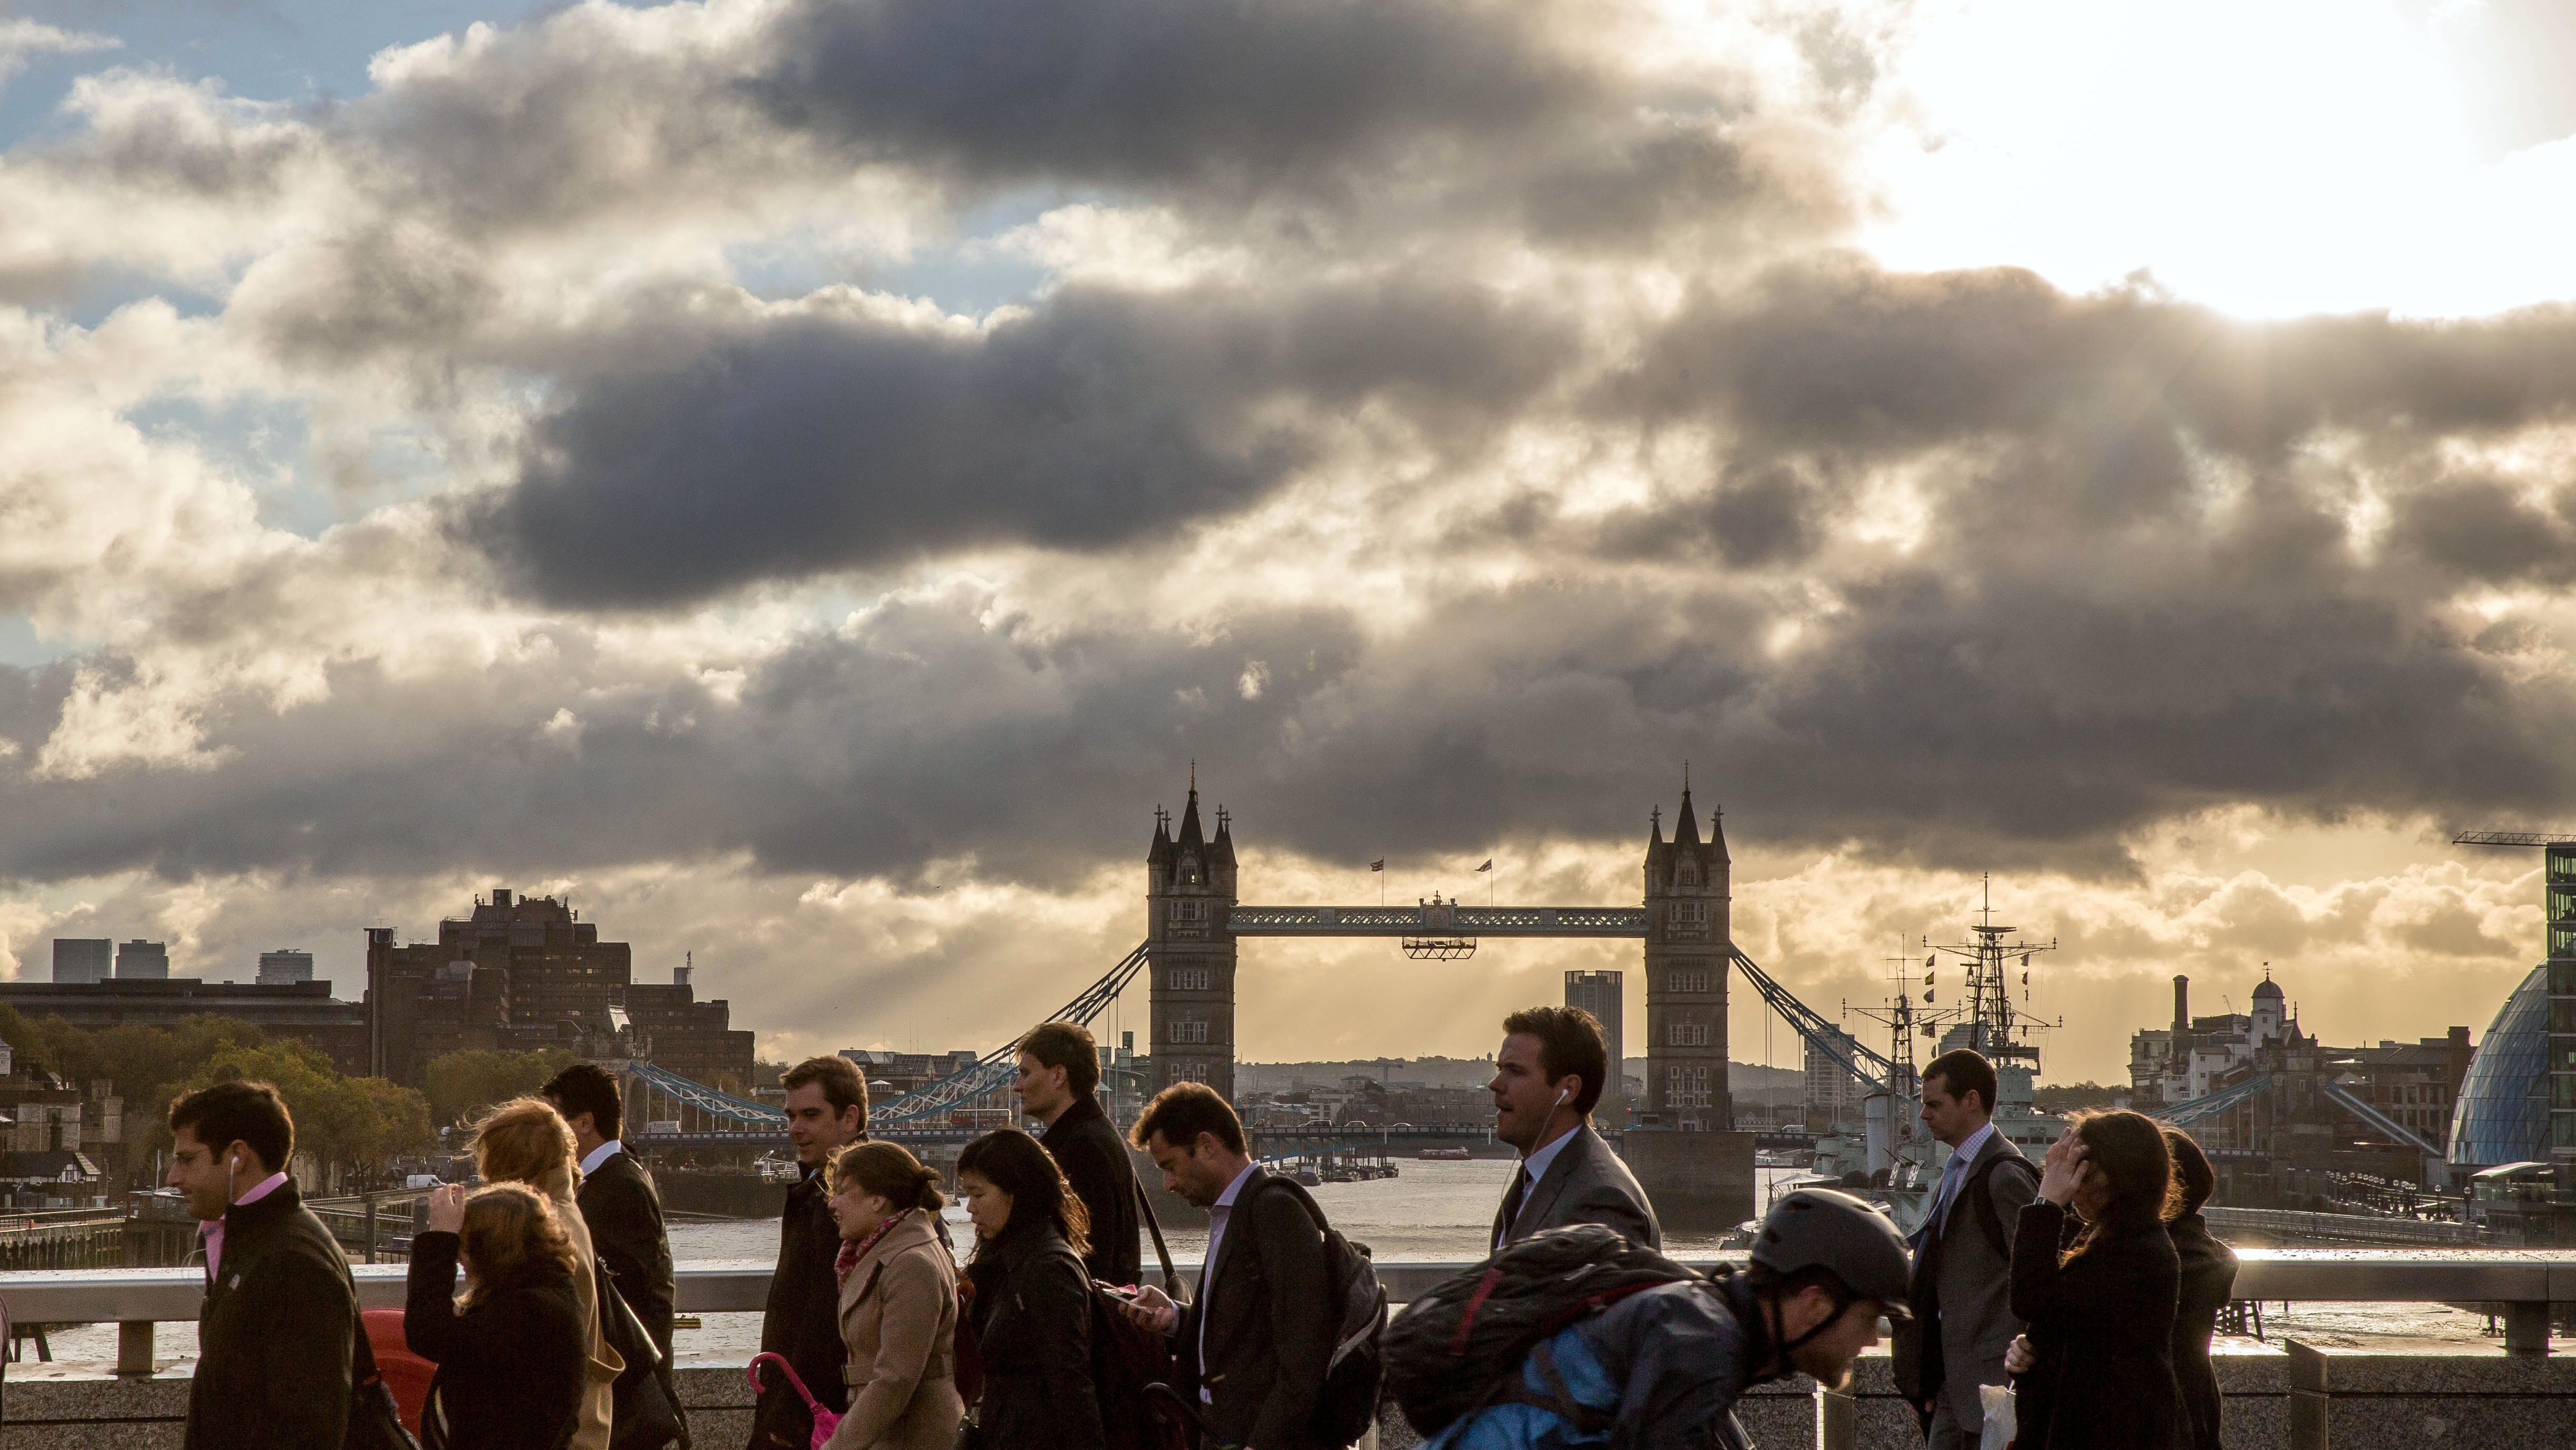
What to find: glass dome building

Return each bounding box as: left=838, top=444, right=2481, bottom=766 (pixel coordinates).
left=2448, top=964, right=2551, bottom=1170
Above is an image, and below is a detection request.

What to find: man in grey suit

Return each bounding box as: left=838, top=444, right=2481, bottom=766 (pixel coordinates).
left=1488, top=1005, right=1661, bottom=1252
left=1895, top=1049, right=2038, bottom=1449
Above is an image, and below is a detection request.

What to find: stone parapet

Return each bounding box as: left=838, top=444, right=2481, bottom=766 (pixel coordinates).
left=1, top=1343, right=2571, bottom=1448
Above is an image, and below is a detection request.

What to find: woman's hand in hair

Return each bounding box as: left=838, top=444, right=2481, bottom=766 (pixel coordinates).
left=426, top=1183, right=468, bottom=1235
left=2037, top=1125, right=2089, bottom=1208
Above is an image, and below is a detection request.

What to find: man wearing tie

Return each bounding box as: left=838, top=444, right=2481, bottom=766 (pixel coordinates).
left=1487, top=1006, right=1661, bottom=1253
left=1117, top=1083, right=1336, bottom=1450
left=1894, top=1049, right=2037, bottom=1449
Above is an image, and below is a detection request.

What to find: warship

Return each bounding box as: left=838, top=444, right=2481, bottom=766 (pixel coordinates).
left=1801, top=880, right=2067, bottom=1235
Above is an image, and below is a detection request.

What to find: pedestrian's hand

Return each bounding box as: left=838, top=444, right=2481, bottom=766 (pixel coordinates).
left=2004, top=1334, right=2034, bottom=1375
left=426, top=1183, right=468, bottom=1234
left=1121, top=1282, right=1178, bottom=1334
left=2037, top=1127, right=2087, bottom=1207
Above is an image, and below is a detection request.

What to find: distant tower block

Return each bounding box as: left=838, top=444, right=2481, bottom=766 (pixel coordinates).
left=1564, top=970, right=1626, bottom=1125
left=1643, top=777, right=1730, bottom=1129
left=1147, top=776, right=1239, bottom=1101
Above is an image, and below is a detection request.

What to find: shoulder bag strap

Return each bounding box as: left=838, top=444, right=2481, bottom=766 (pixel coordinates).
left=1132, top=1177, right=1185, bottom=1305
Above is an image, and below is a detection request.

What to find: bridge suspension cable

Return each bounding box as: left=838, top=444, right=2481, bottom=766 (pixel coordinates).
left=1730, top=946, right=1897, bottom=1088
left=871, top=940, right=1155, bottom=1127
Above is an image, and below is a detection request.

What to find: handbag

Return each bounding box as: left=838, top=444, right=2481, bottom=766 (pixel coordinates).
left=346, top=1317, right=423, bottom=1450
left=599, top=1262, right=685, bottom=1450
left=747, top=1353, right=843, bottom=1450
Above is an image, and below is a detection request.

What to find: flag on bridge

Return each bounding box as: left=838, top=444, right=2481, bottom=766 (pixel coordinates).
left=1370, top=859, right=1385, bottom=871
left=1477, top=859, right=1493, bottom=872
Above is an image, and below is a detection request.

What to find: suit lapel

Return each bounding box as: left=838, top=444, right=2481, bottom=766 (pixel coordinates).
left=1198, top=1167, right=1268, bottom=1365
left=1511, top=1127, right=1588, bottom=1239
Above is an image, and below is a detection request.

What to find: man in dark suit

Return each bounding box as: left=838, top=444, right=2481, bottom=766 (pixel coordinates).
left=168, top=1080, right=357, bottom=1450
left=1118, top=1083, right=1335, bottom=1450
left=750, top=1055, right=867, bottom=1450
left=1015, top=1020, right=1143, bottom=1284
left=1894, top=1048, right=2037, bottom=1450
left=547, top=1060, right=686, bottom=1446
left=1488, top=1005, right=1661, bottom=1252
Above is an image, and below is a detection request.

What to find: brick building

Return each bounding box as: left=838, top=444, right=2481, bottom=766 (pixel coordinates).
left=366, top=889, right=634, bottom=1088
left=623, top=965, right=756, bottom=1092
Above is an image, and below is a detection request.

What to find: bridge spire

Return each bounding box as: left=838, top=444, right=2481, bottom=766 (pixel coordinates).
left=1674, top=774, right=1701, bottom=847
left=1177, top=778, right=1206, bottom=851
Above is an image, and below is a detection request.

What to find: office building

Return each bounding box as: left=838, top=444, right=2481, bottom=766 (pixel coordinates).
left=256, top=950, right=315, bottom=986
left=114, top=941, right=169, bottom=980
left=0, top=978, right=369, bottom=1075
left=1563, top=970, right=1625, bottom=1124
left=2449, top=965, right=2549, bottom=1172
left=1804, top=1026, right=1867, bottom=1131
left=50, top=940, right=111, bottom=985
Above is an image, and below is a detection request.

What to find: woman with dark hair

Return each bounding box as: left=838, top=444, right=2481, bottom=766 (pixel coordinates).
left=405, top=1182, right=589, bottom=1450
left=820, top=1141, right=965, bottom=1450
left=953, top=1129, right=1106, bottom=1450
left=2002, top=1109, right=2181, bottom=1450
left=2162, top=1127, right=2237, bottom=1450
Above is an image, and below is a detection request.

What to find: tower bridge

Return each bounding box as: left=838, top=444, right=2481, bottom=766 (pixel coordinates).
left=623, top=774, right=1843, bottom=1225
left=1146, top=776, right=1737, bottom=1146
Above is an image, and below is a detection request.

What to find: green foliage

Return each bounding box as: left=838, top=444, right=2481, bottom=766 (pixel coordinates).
left=178, top=1040, right=436, bottom=1176
left=0, top=1006, right=433, bottom=1180
left=424, top=1047, right=578, bottom=1130
left=2034, top=1080, right=2125, bottom=1113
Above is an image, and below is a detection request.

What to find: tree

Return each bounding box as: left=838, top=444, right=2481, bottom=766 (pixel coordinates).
left=423, top=1047, right=578, bottom=1130
left=177, top=1040, right=435, bottom=1189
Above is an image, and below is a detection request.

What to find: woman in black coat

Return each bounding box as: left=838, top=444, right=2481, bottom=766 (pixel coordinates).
left=2004, top=1110, right=2181, bottom=1450
left=406, top=1182, right=589, bottom=1450
left=2161, top=1128, right=2238, bottom=1450
left=955, top=1129, right=1107, bottom=1450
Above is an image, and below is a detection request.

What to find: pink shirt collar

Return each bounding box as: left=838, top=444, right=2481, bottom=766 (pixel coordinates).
left=201, top=1172, right=290, bottom=1280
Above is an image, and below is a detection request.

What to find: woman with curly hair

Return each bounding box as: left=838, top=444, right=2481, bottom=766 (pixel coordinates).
left=954, top=1128, right=1105, bottom=1450
left=472, top=1097, right=621, bottom=1448
left=2003, top=1109, right=2181, bottom=1450
left=406, top=1182, right=588, bottom=1450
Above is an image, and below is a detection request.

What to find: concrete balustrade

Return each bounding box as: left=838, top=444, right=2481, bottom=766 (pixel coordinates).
left=0, top=1253, right=2568, bottom=1447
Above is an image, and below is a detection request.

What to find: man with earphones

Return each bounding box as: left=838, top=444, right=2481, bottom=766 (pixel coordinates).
left=1487, top=1006, right=1661, bottom=1253
left=168, top=1079, right=360, bottom=1450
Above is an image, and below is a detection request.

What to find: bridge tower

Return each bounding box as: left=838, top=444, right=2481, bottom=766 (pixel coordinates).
left=1147, top=777, right=1239, bottom=1101
left=1642, top=777, right=1730, bottom=1130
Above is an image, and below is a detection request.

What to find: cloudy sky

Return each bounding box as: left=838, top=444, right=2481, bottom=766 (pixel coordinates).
left=4, top=0, right=2576, bottom=1083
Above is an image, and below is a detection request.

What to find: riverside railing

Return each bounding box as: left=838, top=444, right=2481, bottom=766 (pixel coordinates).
left=4, top=1248, right=2573, bottom=1373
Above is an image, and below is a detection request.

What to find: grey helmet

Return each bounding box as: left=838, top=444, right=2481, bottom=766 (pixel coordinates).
left=1750, top=1188, right=1913, bottom=1318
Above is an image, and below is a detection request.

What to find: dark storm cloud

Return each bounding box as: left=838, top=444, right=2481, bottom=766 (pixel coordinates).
left=1617, top=261, right=2576, bottom=458
left=752, top=0, right=1593, bottom=197
left=460, top=278, right=1571, bottom=608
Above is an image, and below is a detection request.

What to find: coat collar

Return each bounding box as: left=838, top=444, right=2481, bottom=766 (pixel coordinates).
left=1042, top=1093, right=1108, bottom=1143
left=843, top=1210, right=945, bottom=1302
left=221, top=1178, right=304, bottom=1239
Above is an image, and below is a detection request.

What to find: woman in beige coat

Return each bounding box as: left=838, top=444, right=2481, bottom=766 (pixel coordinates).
left=821, top=1142, right=964, bottom=1450
left=474, top=1097, right=623, bottom=1450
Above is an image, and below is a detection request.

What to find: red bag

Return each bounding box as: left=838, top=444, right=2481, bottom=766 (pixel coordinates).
left=362, top=1308, right=435, bottom=1434
left=953, top=1277, right=985, bottom=1406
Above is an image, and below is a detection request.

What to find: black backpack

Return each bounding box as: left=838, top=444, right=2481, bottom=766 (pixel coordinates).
left=1244, top=1177, right=1388, bottom=1448
left=1381, top=1223, right=1700, bottom=1437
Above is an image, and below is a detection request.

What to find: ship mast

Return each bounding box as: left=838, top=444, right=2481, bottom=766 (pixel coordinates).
left=1924, top=874, right=2060, bottom=1068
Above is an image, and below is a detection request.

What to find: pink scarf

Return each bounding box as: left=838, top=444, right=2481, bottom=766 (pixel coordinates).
left=835, top=1208, right=910, bottom=1289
